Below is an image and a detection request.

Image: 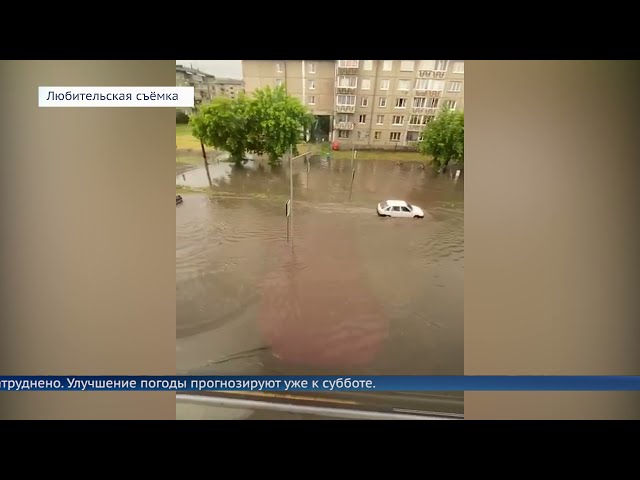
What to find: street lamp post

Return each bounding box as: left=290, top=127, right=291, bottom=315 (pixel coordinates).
left=193, top=104, right=212, bottom=187
left=286, top=147, right=313, bottom=243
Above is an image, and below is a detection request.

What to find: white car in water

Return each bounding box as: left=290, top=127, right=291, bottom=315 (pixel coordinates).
left=377, top=200, right=425, bottom=218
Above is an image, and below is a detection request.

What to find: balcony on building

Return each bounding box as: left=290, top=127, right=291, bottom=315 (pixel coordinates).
left=414, top=78, right=443, bottom=98
left=337, top=86, right=357, bottom=94
left=335, top=121, right=355, bottom=130
left=407, top=124, right=424, bottom=132
left=337, top=60, right=359, bottom=75
left=411, top=107, right=438, bottom=115
left=336, top=74, right=358, bottom=94
left=336, top=104, right=356, bottom=113
left=417, top=70, right=446, bottom=79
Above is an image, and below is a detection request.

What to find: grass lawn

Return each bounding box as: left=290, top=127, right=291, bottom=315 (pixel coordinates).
left=298, top=143, right=428, bottom=162
left=176, top=124, right=202, bottom=150
left=176, top=185, right=208, bottom=194
left=177, top=124, right=428, bottom=162
left=176, top=156, right=203, bottom=166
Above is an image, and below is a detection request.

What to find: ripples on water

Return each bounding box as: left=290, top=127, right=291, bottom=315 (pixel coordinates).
left=177, top=158, right=463, bottom=378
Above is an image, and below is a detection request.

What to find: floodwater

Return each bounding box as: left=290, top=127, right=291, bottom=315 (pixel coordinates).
left=176, top=156, right=463, bottom=414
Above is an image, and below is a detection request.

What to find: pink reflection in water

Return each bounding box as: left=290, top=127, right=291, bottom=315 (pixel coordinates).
left=257, top=221, right=388, bottom=367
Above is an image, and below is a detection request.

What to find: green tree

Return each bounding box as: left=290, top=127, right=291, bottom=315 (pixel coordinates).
left=419, top=108, right=464, bottom=173
left=247, top=85, right=314, bottom=165
left=190, top=95, right=252, bottom=164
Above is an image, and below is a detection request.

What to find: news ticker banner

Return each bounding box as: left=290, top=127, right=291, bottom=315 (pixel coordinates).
left=38, top=87, right=194, bottom=107
left=1, top=376, right=640, bottom=392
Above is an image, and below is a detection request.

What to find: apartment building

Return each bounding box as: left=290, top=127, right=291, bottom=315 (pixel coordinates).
left=242, top=60, right=464, bottom=148
left=242, top=60, right=336, bottom=140
left=213, top=78, right=244, bottom=99
left=175, top=64, right=216, bottom=114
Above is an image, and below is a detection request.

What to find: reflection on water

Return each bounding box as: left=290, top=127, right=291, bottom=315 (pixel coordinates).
left=176, top=157, right=463, bottom=385
left=177, top=158, right=260, bottom=189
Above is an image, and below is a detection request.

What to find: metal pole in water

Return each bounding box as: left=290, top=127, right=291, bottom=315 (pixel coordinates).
left=306, top=157, right=310, bottom=188
left=351, top=143, right=355, bottom=169
left=289, top=145, right=294, bottom=240
left=349, top=168, right=356, bottom=201
left=201, top=139, right=213, bottom=187
left=286, top=200, right=290, bottom=243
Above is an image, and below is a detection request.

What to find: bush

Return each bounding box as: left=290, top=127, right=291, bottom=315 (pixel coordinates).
left=176, top=110, right=190, bottom=124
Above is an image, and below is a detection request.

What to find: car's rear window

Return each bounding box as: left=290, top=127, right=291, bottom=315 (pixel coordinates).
left=380, top=201, right=388, bottom=208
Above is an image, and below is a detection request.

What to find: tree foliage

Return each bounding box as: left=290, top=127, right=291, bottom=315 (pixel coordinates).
left=176, top=110, right=190, bottom=124
left=247, top=85, right=314, bottom=164
left=190, top=95, right=252, bottom=162
left=189, top=86, right=313, bottom=165
left=419, top=108, right=464, bottom=172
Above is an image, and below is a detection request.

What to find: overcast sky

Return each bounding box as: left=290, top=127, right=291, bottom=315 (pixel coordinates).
left=176, top=60, right=242, bottom=78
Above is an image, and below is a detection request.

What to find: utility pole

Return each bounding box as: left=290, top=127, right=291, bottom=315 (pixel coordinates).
left=351, top=142, right=355, bottom=170
left=289, top=145, right=294, bottom=238
left=285, top=148, right=313, bottom=242
left=349, top=167, right=357, bottom=201
left=194, top=104, right=212, bottom=187
left=201, top=140, right=212, bottom=187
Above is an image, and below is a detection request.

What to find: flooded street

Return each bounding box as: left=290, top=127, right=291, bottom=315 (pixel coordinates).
left=176, top=156, right=463, bottom=412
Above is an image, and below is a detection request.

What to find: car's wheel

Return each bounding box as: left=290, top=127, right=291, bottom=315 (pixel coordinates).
left=414, top=215, right=422, bottom=218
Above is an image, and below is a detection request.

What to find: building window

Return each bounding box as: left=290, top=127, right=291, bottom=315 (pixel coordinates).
left=336, top=94, right=356, bottom=105
left=392, top=115, right=404, bottom=125
left=361, top=78, right=371, bottom=90
left=452, top=61, right=464, bottom=74
left=308, top=95, right=315, bottom=105
left=379, top=97, right=387, bottom=108
left=400, top=60, right=415, bottom=71
left=276, top=79, right=283, bottom=87
left=380, top=79, right=390, bottom=90
left=390, top=132, right=401, bottom=142
left=444, top=100, right=457, bottom=110
left=413, top=97, right=439, bottom=108
left=449, top=81, right=462, bottom=92
left=409, top=115, right=427, bottom=125
left=415, top=79, right=428, bottom=90
left=308, top=80, right=316, bottom=90
left=363, top=60, right=373, bottom=71
left=361, top=97, right=368, bottom=107
left=357, top=130, right=366, bottom=140
left=419, top=60, right=434, bottom=70
left=397, top=79, right=411, bottom=91
left=374, top=131, right=382, bottom=140
left=308, top=62, right=316, bottom=74
left=338, top=130, right=350, bottom=139
left=376, top=115, right=384, bottom=125
left=276, top=62, right=283, bottom=73
left=359, top=114, right=367, bottom=124
left=406, top=131, right=420, bottom=142
left=434, top=60, right=448, bottom=71
left=395, top=98, right=407, bottom=108
left=338, top=75, right=357, bottom=87
left=382, top=60, right=393, bottom=71
left=338, top=60, right=359, bottom=68
left=337, top=114, right=350, bottom=123
left=428, top=79, right=445, bottom=91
